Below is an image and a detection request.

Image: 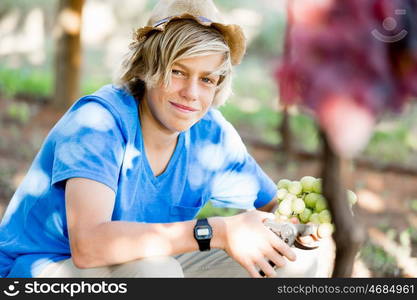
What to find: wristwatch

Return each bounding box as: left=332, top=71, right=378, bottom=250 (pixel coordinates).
left=193, top=218, right=213, bottom=251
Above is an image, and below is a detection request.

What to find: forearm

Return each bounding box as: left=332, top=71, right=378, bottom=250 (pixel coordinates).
left=70, top=217, right=226, bottom=268
left=257, top=197, right=278, bottom=213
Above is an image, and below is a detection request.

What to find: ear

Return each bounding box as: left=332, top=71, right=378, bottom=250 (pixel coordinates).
left=136, top=74, right=145, bottom=81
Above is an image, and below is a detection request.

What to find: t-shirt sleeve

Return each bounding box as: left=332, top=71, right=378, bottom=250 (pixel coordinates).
left=51, top=98, right=126, bottom=193
left=207, top=113, right=277, bottom=210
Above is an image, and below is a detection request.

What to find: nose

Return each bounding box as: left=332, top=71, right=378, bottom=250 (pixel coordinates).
left=179, top=78, right=199, bottom=101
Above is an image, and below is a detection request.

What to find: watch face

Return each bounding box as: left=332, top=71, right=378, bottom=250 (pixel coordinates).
left=195, top=226, right=212, bottom=239
left=197, top=228, right=210, bottom=236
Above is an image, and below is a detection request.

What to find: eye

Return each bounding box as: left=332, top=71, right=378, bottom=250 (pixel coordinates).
left=172, top=69, right=184, bottom=76
left=201, top=77, right=215, bottom=85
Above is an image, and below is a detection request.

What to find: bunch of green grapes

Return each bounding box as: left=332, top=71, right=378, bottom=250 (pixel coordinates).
left=274, top=176, right=358, bottom=238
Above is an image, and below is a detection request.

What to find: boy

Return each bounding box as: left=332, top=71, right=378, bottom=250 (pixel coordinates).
left=0, top=0, right=330, bottom=278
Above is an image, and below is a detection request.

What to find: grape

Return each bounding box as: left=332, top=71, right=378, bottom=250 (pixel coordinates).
left=275, top=211, right=289, bottom=223
left=318, top=209, right=332, bottom=223
left=312, top=178, right=322, bottom=194
left=277, top=179, right=291, bottom=189
left=288, top=181, right=303, bottom=195
left=284, top=193, right=297, bottom=203
left=300, top=176, right=316, bottom=193
left=275, top=188, right=288, bottom=201
left=315, top=196, right=328, bottom=213
left=273, top=176, right=358, bottom=239
left=299, top=207, right=313, bottom=223
left=304, top=193, right=321, bottom=209
left=278, top=198, right=293, bottom=216
left=292, top=197, right=306, bottom=214
left=317, top=223, right=334, bottom=238
left=309, top=212, right=320, bottom=224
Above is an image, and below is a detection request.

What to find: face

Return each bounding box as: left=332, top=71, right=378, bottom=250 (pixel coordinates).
left=142, top=53, right=224, bottom=134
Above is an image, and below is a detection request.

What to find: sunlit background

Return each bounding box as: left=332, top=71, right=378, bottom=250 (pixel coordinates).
left=0, top=0, right=416, bottom=277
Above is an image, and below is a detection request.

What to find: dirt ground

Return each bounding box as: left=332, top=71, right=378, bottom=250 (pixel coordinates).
left=1, top=98, right=416, bottom=277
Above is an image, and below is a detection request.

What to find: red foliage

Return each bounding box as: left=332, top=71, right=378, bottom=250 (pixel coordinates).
left=276, top=0, right=417, bottom=114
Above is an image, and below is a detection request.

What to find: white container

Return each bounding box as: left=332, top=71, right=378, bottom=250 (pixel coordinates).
left=274, top=237, right=335, bottom=277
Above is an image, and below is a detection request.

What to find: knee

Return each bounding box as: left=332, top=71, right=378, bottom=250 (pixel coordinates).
left=123, top=256, right=184, bottom=278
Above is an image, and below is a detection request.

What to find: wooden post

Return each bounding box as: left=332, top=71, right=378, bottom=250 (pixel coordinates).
left=320, top=130, right=365, bottom=277
left=53, top=0, right=84, bottom=110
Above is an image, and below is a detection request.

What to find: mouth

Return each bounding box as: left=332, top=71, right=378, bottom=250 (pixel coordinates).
left=169, top=101, right=198, bottom=113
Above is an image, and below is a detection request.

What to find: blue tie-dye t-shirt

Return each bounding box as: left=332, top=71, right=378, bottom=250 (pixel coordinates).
left=0, top=84, right=277, bottom=278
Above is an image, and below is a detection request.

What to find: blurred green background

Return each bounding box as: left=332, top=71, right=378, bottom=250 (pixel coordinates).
left=1, top=0, right=416, bottom=164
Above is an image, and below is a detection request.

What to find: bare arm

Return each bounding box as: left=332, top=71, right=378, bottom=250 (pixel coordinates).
left=66, top=178, right=295, bottom=277
left=257, top=197, right=278, bottom=213
left=65, top=177, right=222, bottom=268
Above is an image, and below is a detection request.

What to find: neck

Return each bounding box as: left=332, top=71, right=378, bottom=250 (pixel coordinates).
left=139, top=96, right=179, bottom=152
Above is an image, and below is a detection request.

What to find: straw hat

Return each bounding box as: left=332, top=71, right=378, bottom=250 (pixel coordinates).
left=135, top=0, right=246, bottom=65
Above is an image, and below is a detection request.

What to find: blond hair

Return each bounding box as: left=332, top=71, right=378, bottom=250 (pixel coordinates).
left=115, top=19, right=233, bottom=107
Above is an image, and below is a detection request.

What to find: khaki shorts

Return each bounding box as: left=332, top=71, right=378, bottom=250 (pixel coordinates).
left=37, top=238, right=334, bottom=278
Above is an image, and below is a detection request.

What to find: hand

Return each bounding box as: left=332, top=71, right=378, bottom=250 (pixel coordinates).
left=221, top=210, right=296, bottom=278
left=274, top=233, right=335, bottom=278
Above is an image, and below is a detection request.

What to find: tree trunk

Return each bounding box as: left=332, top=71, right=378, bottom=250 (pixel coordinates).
left=53, top=0, right=84, bottom=110
left=278, top=106, right=293, bottom=162
left=320, top=130, right=365, bottom=277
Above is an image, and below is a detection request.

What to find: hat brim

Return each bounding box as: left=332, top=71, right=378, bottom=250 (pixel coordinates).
left=135, top=13, right=246, bottom=65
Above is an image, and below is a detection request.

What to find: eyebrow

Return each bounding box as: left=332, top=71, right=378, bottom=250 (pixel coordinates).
left=173, top=62, right=220, bottom=77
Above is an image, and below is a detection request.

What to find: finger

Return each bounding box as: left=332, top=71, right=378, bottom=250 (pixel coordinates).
left=256, top=257, right=277, bottom=278
left=289, top=217, right=300, bottom=224
left=265, top=249, right=287, bottom=269
left=311, top=233, right=320, bottom=241
left=259, top=260, right=275, bottom=277
left=270, top=235, right=297, bottom=262
left=244, top=262, right=263, bottom=278
left=298, top=235, right=315, bottom=245
left=264, top=226, right=296, bottom=261
left=258, top=211, right=275, bottom=222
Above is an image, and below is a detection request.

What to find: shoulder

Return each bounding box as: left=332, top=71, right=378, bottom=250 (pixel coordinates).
left=192, top=108, right=247, bottom=160
left=198, top=108, right=236, bottom=135
left=206, top=109, right=244, bottom=142
left=64, top=84, right=138, bottom=135
left=87, top=84, right=137, bottom=117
